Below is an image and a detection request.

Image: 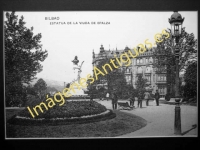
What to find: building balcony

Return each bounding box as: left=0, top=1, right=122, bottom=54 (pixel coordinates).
left=136, top=73, right=143, bottom=75
left=155, top=81, right=167, bottom=84
left=145, top=61, right=153, bottom=65
left=124, top=72, right=131, bottom=75
left=136, top=63, right=145, bottom=66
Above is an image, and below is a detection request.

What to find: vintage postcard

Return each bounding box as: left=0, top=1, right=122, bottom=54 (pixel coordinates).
left=4, top=11, right=198, bottom=139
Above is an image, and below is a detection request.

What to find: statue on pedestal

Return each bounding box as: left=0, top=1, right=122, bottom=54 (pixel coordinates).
left=66, top=56, right=88, bottom=96
left=72, top=56, right=84, bottom=83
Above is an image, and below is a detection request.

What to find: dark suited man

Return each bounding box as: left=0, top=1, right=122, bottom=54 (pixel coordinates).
left=112, top=91, right=118, bottom=110
left=155, top=90, right=160, bottom=106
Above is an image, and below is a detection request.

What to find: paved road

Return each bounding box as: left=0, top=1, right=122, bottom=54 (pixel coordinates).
left=95, top=99, right=197, bottom=137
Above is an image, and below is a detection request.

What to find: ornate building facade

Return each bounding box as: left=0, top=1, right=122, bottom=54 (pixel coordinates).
left=92, top=45, right=167, bottom=97
left=132, top=48, right=167, bottom=97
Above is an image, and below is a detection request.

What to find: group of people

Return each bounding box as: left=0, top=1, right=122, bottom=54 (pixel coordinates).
left=129, top=90, right=160, bottom=108
left=103, top=90, right=160, bottom=110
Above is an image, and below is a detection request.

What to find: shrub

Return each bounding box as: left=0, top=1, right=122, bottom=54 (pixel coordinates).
left=14, top=101, right=107, bottom=119
left=7, top=101, right=115, bottom=126
left=7, top=109, right=116, bottom=126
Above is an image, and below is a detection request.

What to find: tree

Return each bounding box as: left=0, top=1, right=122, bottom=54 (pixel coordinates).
left=135, top=74, right=147, bottom=96
left=183, top=61, right=197, bottom=100
left=46, top=86, right=58, bottom=96
left=65, top=83, right=70, bottom=88
left=84, top=77, right=99, bottom=99
left=5, top=12, right=48, bottom=106
left=121, top=84, right=134, bottom=99
left=34, top=78, right=47, bottom=100
left=5, top=81, right=27, bottom=107
left=94, top=58, right=128, bottom=99
left=26, top=84, right=37, bottom=96
left=110, top=70, right=127, bottom=98
left=152, top=28, right=197, bottom=97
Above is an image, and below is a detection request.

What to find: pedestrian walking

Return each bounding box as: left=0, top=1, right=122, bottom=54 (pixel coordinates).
left=155, top=90, right=160, bottom=106
left=112, top=91, right=118, bottom=110
left=99, top=93, right=103, bottom=101
left=144, top=91, right=150, bottom=106
left=106, top=92, right=110, bottom=101
left=129, top=92, right=135, bottom=107
left=138, top=91, right=143, bottom=108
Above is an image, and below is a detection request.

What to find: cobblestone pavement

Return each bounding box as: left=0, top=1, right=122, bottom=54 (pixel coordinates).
left=94, top=99, right=198, bottom=137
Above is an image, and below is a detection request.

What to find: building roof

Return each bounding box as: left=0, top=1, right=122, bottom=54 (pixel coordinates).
left=169, top=11, right=184, bottom=24
left=92, top=45, right=157, bottom=64
left=171, top=11, right=182, bottom=19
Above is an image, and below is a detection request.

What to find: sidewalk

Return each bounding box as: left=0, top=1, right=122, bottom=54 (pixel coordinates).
left=95, top=99, right=198, bottom=137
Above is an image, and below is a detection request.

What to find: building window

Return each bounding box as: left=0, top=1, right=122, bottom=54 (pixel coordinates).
left=157, top=66, right=166, bottom=72
left=160, top=75, right=163, bottom=81
left=140, top=58, right=143, bottom=64
left=158, top=86, right=166, bottom=95
left=157, top=74, right=166, bottom=81
left=153, top=74, right=155, bottom=82
left=149, top=57, right=153, bottom=63
left=145, top=67, right=151, bottom=73
left=137, top=67, right=143, bottom=74
left=126, top=75, right=131, bottom=83
left=145, top=74, right=151, bottom=82
left=158, top=75, right=160, bottom=81
left=126, top=68, right=130, bottom=73
left=164, top=76, right=166, bottom=81
left=137, top=59, right=140, bottom=64
left=137, top=58, right=143, bottom=64
left=146, top=58, right=149, bottom=63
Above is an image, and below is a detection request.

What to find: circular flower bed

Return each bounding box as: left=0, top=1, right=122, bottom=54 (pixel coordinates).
left=7, top=100, right=116, bottom=125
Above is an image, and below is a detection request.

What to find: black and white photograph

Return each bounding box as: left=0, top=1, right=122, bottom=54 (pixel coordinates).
left=4, top=10, right=198, bottom=139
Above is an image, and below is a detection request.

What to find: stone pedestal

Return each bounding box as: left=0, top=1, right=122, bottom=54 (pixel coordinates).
left=70, top=88, right=88, bottom=96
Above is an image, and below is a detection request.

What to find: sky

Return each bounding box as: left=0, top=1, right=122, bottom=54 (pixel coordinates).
left=4, top=11, right=198, bottom=84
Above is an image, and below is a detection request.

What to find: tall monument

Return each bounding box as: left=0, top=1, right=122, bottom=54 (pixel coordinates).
left=72, top=56, right=84, bottom=82
left=70, top=56, right=87, bottom=96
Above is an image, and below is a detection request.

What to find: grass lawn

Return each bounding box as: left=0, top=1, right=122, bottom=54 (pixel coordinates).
left=6, top=108, right=147, bottom=138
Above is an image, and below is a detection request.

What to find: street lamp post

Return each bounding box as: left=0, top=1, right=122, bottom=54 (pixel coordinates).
left=169, top=11, right=184, bottom=135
